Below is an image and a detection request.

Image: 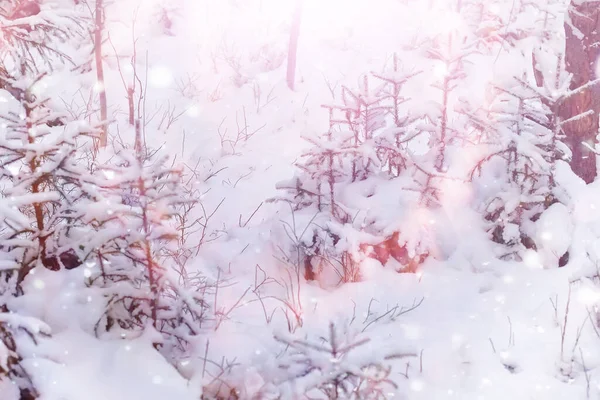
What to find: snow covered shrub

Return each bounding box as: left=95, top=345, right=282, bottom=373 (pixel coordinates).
left=256, top=322, right=411, bottom=399
left=74, top=0, right=212, bottom=368
left=415, top=11, right=489, bottom=202
left=0, top=81, right=96, bottom=288
left=273, top=63, right=450, bottom=283
left=471, top=44, right=576, bottom=263
left=0, top=1, right=91, bottom=289
left=273, top=76, right=391, bottom=284
left=472, top=80, right=559, bottom=259
left=86, top=145, right=211, bottom=358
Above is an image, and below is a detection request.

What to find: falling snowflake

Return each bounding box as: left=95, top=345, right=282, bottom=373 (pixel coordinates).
left=33, top=279, right=45, bottom=290
left=149, top=66, right=174, bottom=88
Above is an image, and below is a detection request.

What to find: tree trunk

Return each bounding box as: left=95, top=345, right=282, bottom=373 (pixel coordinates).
left=286, top=0, right=303, bottom=90
left=95, top=0, right=108, bottom=148
left=561, top=1, right=600, bottom=184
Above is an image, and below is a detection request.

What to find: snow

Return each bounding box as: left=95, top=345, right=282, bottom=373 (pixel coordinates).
left=30, top=329, right=199, bottom=400
left=535, top=202, right=574, bottom=268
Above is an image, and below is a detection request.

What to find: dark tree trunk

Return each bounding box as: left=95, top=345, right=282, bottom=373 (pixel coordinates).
left=561, top=1, right=600, bottom=184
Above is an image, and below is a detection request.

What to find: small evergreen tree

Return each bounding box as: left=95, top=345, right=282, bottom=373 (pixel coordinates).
left=0, top=4, right=93, bottom=397
left=274, top=76, right=388, bottom=283
left=85, top=136, right=210, bottom=360
left=0, top=0, right=91, bottom=288
left=371, top=54, right=422, bottom=178
left=471, top=43, right=576, bottom=261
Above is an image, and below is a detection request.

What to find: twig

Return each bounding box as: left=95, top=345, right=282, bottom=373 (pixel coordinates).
left=560, top=285, right=572, bottom=360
